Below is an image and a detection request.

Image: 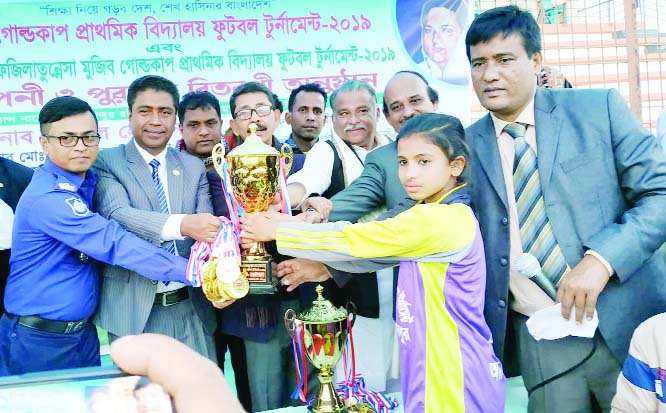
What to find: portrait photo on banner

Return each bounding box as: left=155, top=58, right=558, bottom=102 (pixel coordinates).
left=394, top=0, right=471, bottom=87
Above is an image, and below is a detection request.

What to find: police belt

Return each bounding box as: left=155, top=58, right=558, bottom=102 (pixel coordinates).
left=16, top=314, right=89, bottom=334
left=154, top=287, right=189, bottom=307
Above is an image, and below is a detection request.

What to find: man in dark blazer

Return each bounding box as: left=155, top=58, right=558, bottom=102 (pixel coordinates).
left=93, top=76, right=218, bottom=360
left=0, top=158, right=32, bottom=315
left=466, top=6, right=666, bottom=412
left=207, top=81, right=307, bottom=412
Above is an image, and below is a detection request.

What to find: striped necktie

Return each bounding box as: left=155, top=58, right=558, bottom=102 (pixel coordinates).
left=506, top=123, right=568, bottom=285
left=149, top=159, right=177, bottom=256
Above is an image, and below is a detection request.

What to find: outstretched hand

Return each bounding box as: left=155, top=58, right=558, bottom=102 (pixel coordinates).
left=239, top=211, right=282, bottom=247
left=276, top=258, right=332, bottom=292
left=300, top=197, right=332, bottom=222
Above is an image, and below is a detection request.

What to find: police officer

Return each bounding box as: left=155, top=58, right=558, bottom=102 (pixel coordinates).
left=0, top=96, right=192, bottom=376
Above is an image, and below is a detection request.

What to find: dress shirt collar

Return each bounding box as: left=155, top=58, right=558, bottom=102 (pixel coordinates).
left=134, top=140, right=168, bottom=166
left=489, top=92, right=536, bottom=139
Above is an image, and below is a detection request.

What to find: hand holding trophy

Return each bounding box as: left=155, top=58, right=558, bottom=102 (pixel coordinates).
left=198, top=217, right=249, bottom=306
left=211, top=123, right=293, bottom=295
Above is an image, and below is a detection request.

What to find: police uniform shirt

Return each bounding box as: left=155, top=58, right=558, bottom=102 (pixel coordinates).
left=5, top=158, right=189, bottom=321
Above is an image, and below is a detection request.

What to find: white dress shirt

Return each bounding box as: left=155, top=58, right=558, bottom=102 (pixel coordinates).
left=287, top=139, right=371, bottom=206
left=134, top=142, right=186, bottom=292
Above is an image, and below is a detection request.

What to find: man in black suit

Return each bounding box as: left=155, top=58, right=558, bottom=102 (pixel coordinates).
left=0, top=158, right=33, bottom=315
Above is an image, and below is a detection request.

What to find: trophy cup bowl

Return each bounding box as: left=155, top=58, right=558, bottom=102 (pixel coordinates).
left=211, top=124, right=293, bottom=294
left=285, top=285, right=355, bottom=413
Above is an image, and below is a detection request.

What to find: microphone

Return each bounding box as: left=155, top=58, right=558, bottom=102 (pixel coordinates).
left=515, top=253, right=558, bottom=301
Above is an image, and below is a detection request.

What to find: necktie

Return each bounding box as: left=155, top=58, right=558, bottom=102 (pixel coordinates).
left=506, top=123, right=568, bottom=285
left=149, top=159, right=177, bottom=256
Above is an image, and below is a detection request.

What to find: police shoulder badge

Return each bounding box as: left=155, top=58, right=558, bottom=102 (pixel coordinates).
left=58, top=182, right=76, bottom=191
left=65, top=196, right=89, bottom=217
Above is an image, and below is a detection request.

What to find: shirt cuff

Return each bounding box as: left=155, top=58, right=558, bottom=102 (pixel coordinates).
left=584, top=250, right=614, bottom=278
left=288, top=182, right=309, bottom=210
left=161, top=214, right=186, bottom=241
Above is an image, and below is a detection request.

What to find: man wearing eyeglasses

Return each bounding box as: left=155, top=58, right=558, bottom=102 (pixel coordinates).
left=0, top=96, right=193, bottom=376
left=207, top=81, right=310, bottom=411
left=228, top=82, right=284, bottom=148
left=92, top=75, right=218, bottom=362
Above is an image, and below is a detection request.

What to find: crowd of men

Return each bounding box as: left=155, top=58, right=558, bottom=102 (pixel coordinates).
left=1, top=5, right=666, bottom=413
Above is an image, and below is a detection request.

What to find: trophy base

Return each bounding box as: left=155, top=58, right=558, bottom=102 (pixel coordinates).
left=242, top=256, right=275, bottom=295
left=310, top=370, right=347, bottom=413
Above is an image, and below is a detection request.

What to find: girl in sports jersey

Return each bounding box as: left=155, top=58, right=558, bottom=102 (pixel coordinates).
left=240, top=113, right=506, bottom=413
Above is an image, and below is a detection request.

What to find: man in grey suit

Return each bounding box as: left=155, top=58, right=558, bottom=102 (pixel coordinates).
left=466, top=6, right=666, bottom=412
left=93, top=75, right=219, bottom=359
left=278, top=71, right=439, bottom=288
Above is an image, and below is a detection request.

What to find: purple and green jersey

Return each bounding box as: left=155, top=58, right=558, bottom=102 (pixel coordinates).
left=276, top=185, right=506, bottom=413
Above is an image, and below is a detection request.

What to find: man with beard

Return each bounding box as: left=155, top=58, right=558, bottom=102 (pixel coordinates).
left=283, top=83, right=327, bottom=154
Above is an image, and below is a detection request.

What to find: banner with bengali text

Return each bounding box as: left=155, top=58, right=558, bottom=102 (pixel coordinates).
left=0, top=0, right=473, bottom=167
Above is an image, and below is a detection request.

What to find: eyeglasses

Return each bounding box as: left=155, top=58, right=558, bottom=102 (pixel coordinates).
left=43, top=134, right=101, bottom=147
left=233, top=105, right=273, bottom=120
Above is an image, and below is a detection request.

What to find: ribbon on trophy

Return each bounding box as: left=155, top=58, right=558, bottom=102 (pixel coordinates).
left=289, top=320, right=309, bottom=403
left=186, top=216, right=249, bottom=301
left=336, top=317, right=399, bottom=413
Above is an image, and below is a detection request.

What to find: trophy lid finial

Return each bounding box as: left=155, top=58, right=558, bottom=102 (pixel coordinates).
left=315, top=284, right=324, bottom=300
left=226, top=122, right=279, bottom=157
left=298, top=284, right=347, bottom=322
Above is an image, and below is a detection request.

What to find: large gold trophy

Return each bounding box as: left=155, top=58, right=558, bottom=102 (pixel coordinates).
left=285, top=285, right=356, bottom=413
left=211, top=124, right=292, bottom=294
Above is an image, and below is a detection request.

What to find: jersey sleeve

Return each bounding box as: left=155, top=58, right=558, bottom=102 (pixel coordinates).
left=277, top=203, right=477, bottom=270
left=611, top=314, right=665, bottom=412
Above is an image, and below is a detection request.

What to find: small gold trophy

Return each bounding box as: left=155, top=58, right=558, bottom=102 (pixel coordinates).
left=211, top=124, right=292, bottom=294
left=285, top=285, right=354, bottom=413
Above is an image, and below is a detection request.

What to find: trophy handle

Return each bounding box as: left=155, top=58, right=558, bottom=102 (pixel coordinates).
left=284, top=308, right=297, bottom=337
left=280, top=143, right=294, bottom=176
left=346, top=301, right=357, bottom=328
left=211, top=142, right=226, bottom=178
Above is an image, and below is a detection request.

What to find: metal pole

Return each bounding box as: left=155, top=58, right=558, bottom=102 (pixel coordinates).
left=624, top=0, right=642, bottom=118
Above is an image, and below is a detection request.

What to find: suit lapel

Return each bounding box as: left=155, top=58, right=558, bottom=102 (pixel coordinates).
left=472, top=114, right=509, bottom=210
left=534, top=88, right=561, bottom=194
left=126, top=140, right=160, bottom=211
left=166, top=148, right=184, bottom=214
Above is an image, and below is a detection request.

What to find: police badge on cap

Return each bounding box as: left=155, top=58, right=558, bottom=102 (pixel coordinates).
left=65, top=196, right=90, bottom=217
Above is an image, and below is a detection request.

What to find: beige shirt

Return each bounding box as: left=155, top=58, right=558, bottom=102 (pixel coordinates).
left=491, top=98, right=612, bottom=316
left=490, top=100, right=558, bottom=316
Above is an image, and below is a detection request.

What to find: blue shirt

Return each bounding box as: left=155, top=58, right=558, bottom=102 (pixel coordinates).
left=282, top=134, right=305, bottom=155
left=6, top=159, right=189, bottom=321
